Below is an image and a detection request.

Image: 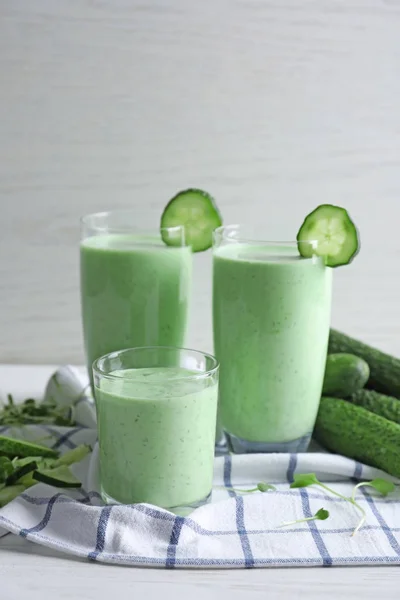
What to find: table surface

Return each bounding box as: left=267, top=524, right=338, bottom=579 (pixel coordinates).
left=1, top=365, right=400, bottom=599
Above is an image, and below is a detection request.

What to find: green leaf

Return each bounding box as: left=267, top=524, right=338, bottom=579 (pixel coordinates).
left=362, top=478, right=395, bottom=497
left=257, top=482, right=276, bottom=492
left=315, top=508, right=329, bottom=520
left=290, top=473, right=320, bottom=489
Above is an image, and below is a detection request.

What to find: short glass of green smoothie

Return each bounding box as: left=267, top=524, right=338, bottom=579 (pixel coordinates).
left=80, top=211, right=192, bottom=389
left=93, top=346, right=219, bottom=514
left=213, top=225, right=332, bottom=454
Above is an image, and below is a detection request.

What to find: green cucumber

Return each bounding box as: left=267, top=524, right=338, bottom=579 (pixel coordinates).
left=33, top=465, right=82, bottom=489
left=52, top=444, right=91, bottom=468
left=348, top=389, right=400, bottom=425
left=314, top=396, right=400, bottom=478
left=296, top=204, right=359, bottom=267
left=329, top=329, right=400, bottom=398
left=5, top=460, right=38, bottom=486
left=0, top=436, right=59, bottom=459
left=0, top=457, right=14, bottom=483
left=322, top=353, right=370, bottom=397
left=0, top=484, right=26, bottom=508
left=160, top=188, right=222, bottom=252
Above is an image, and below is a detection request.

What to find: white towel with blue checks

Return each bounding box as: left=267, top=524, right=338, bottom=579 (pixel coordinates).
left=1, top=365, right=400, bottom=568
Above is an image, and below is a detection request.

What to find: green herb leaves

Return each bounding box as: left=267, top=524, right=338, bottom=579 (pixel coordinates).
left=0, top=394, right=76, bottom=427
left=226, top=472, right=395, bottom=534
left=290, top=472, right=396, bottom=536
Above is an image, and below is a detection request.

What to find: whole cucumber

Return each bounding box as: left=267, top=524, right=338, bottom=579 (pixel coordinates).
left=329, top=329, right=400, bottom=398
left=349, top=389, right=400, bottom=425
left=314, top=396, right=400, bottom=479
left=322, top=353, right=369, bottom=397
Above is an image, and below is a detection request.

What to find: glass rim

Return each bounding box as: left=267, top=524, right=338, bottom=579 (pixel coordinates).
left=92, top=346, right=219, bottom=382
left=80, top=211, right=185, bottom=233
left=80, top=211, right=188, bottom=245
left=213, top=225, right=318, bottom=248
left=81, top=210, right=185, bottom=228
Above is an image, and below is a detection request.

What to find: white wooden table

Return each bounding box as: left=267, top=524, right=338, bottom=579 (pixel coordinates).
left=1, top=365, right=400, bottom=599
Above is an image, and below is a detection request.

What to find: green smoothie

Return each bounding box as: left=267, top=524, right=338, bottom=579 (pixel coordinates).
left=95, top=367, right=218, bottom=508
left=80, top=235, right=192, bottom=381
left=213, top=243, right=332, bottom=447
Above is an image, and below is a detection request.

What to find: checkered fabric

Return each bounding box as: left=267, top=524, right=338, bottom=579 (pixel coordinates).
left=0, top=366, right=399, bottom=568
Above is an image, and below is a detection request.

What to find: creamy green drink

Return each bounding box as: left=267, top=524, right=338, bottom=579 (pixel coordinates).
left=93, top=348, right=219, bottom=512
left=157, top=196, right=358, bottom=455
left=80, top=216, right=192, bottom=385
left=213, top=231, right=332, bottom=452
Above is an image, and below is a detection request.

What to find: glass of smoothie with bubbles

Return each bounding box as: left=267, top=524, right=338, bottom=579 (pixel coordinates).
left=213, top=204, right=359, bottom=454
left=93, top=346, right=219, bottom=514
left=80, top=211, right=192, bottom=391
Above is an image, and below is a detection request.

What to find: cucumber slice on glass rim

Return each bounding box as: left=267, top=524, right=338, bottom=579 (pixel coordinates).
left=161, top=188, right=222, bottom=252
left=296, top=204, right=360, bottom=267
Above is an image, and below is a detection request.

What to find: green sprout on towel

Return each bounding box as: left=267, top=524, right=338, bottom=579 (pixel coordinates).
left=290, top=473, right=395, bottom=536
left=277, top=507, right=330, bottom=528
left=226, top=482, right=277, bottom=494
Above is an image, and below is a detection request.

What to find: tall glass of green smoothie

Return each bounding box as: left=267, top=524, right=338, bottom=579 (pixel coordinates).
left=213, top=225, right=333, bottom=453
left=93, top=346, right=219, bottom=514
left=80, top=211, right=192, bottom=388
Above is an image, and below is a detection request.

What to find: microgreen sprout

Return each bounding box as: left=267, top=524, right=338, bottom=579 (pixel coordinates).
left=226, top=482, right=276, bottom=494
left=290, top=473, right=396, bottom=536
left=351, top=478, right=395, bottom=500
left=277, top=507, right=329, bottom=528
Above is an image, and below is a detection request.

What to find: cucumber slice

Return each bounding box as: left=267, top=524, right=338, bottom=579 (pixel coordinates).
left=0, top=484, right=26, bottom=508
left=33, top=465, right=82, bottom=489
left=296, top=204, right=359, bottom=267
left=0, top=457, right=14, bottom=483
left=0, top=435, right=59, bottom=459
left=52, top=444, right=92, bottom=468
left=6, top=460, right=38, bottom=486
left=160, top=188, right=222, bottom=252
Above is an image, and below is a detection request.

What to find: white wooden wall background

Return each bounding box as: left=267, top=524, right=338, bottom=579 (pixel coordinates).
left=0, top=0, right=399, bottom=365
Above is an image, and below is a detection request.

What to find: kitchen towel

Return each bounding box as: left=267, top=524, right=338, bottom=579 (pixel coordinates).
left=0, top=365, right=400, bottom=568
